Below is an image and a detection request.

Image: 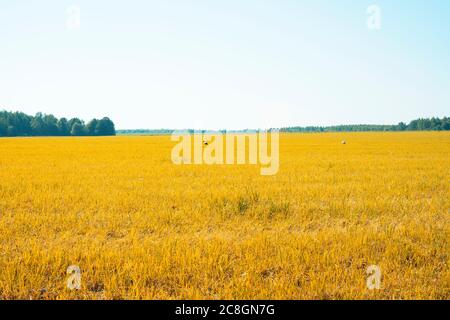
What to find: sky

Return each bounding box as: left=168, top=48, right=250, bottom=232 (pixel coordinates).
left=0, top=0, right=449, bottom=130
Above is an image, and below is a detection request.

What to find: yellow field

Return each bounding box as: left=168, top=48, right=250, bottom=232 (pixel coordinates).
left=0, top=132, right=448, bottom=299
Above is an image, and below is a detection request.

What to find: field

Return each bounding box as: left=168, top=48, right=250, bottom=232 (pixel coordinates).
left=0, top=132, right=448, bottom=299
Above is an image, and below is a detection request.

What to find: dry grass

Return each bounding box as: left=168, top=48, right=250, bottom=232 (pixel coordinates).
left=0, top=132, right=448, bottom=299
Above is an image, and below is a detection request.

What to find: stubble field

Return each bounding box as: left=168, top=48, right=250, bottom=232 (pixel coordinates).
left=0, top=132, right=448, bottom=299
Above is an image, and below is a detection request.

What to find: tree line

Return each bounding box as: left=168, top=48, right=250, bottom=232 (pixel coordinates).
left=117, top=117, right=450, bottom=135
left=0, top=110, right=116, bottom=137
left=281, top=117, right=450, bottom=133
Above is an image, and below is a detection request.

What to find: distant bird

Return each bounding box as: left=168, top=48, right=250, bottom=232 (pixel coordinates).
left=341, top=140, right=346, bottom=145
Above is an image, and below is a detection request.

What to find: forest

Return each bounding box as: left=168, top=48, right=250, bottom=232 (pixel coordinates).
left=0, top=111, right=116, bottom=137
left=281, top=117, right=450, bottom=133
left=117, top=117, right=450, bottom=135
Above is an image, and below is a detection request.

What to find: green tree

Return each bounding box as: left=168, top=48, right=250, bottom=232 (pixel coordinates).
left=86, top=119, right=99, bottom=135
left=70, top=122, right=86, bottom=136
left=0, top=118, right=7, bottom=136
left=407, top=120, right=418, bottom=131
left=7, top=125, right=17, bottom=136
left=398, top=122, right=407, bottom=131
left=68, top=118, right=83, bottom=130
left=68, top=118, right=88, bottom=136
left=95, top=117, right=116, bottom=136
left=10, top=112, right=32, bottom=136
left=31, top=115, right=46, bottom=136
left=57, top=118, right=70, bottom=136
left=442, top=117, right=450, bottom=130
left=43, top=114, right=59, bottom=135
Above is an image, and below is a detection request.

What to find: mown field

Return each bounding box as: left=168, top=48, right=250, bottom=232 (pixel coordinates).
left=0, top=132, right=448, bottom=299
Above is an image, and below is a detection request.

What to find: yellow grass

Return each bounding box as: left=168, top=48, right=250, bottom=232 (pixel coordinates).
left=0, top=132, right=448, bottom=299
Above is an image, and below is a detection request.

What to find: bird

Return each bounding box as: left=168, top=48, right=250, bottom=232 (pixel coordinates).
left=341, top=140, right=346, bottom=145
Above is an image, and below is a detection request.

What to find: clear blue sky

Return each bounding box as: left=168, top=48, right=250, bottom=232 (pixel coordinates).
left=1, top=0, right=449, bottom=129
